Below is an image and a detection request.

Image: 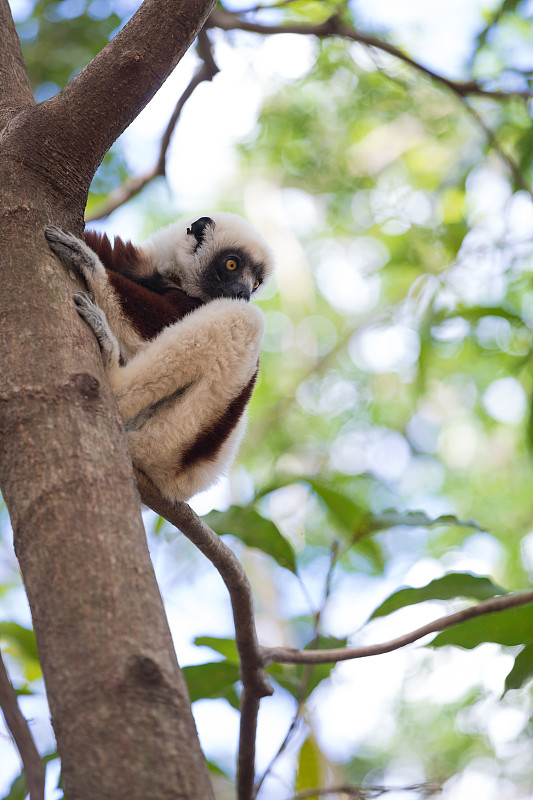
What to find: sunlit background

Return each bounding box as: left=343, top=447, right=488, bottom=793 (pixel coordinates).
left=2, top=0, right=533, bottom=797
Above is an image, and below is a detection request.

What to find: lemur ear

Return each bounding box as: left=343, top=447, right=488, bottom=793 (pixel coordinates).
left=187, top=217, right=215, bottom=247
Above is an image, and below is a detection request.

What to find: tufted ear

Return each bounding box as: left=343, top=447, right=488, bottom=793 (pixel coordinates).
left=187, top=216, right=215, bottom=248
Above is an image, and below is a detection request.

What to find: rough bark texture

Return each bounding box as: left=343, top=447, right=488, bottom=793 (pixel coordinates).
left=0, top=0, right=216, bottom=797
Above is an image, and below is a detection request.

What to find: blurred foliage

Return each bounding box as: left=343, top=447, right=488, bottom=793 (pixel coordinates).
left=3, top=0, right=533, bottom=797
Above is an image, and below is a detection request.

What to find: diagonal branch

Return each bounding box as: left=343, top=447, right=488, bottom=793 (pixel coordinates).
left=0, top=651, right=45, bottom=800
left=134, top=471, right=272, bottom=800
left=86, top=29, right=220, bottom=221
left=262, top=589, right=533, bottom=665
left=0, top=0, right=35, bottom=129
left=208, top=8, right=531, bottom=101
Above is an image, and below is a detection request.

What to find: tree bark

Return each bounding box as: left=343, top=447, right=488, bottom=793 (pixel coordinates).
left=0, top=0, right=216, bottom=797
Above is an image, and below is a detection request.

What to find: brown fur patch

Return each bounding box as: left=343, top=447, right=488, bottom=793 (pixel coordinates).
left=84, top=230, right=142, bottom=276
left=180, top=366, right=259, bottom=469
left=106, top=271, right=203, bottom=341
left=84, top=230, right=203, bottom=341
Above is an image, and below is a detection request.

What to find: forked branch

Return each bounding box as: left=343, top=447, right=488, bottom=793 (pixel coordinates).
left=0, top=0, right=34, bottom=128
left=86, top=30, right=220, bottom=221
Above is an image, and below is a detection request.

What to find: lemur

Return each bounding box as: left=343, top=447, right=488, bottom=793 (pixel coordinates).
left=45, top=213, right=273, bottom=502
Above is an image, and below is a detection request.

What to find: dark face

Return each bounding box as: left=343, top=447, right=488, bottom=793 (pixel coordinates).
left=201, top=248, right=265, bottom=302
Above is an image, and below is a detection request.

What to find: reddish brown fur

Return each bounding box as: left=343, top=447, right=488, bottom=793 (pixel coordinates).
left=106, top=271, right=202, bottom=341
left=84, top=230, right=143, bottom=277
left=180, top=367, right=259, bottom=469
left=84, top=230, right=203, bottom=341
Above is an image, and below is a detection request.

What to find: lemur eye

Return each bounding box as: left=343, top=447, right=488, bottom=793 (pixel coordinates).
left=253, top=279, right=260, bottom=290
left=226, top=258, right=238, bottom=271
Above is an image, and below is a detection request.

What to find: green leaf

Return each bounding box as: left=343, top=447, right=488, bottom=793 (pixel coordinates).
left=0, top=622, right=39, bottom=662
left=370, top=573, right=507, bottom=620
left=194, top=636, right=240, bottom=664
left=0, top=622, right=41, bottom=681
left=308, top=481, right=482, bottom=541
left=429, top=602, right=533, bottom=650
left=0, top=752, right=56, bottom=800
left=365, top=509, right=484, bottom=534
left=153, top=515, right=166, bottom=535
left=503, top=642, right=533, bottom=694
left=307, top=480, right=367, bottom=532
left=295, top=735, right=322, bottom=798
left=181, top=661, right=241, bottom=709
left=206, top=759, right=231, bottom=778
left=203, top=507, right=297, bottom=573
left=2, top=771, right=27, bottom=800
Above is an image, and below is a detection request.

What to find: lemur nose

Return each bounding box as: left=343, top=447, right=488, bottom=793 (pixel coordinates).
left=228, top=283, right=251, bottom=301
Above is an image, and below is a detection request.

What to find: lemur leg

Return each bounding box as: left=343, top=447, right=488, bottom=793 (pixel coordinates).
left=110, top=298, right=265, bottom=501
left=73, top=292, right=121, bottom=375
left=44, top=226, right=145, bottom=359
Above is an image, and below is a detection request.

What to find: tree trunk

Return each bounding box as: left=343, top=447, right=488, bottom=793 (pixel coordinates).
left=0, top=0, right=216, bottom=797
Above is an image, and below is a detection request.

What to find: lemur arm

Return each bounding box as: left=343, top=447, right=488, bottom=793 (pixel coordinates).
left=44, top=226, right=147, bottom=360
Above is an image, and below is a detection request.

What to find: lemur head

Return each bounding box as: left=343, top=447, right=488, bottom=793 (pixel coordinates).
left=142, top=212, right=274, bottom=302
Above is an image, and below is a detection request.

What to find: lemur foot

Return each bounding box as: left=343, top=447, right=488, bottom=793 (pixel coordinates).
left=45, top=226, right=101, bottom=279
left=74, top=292, right=119, bottom=366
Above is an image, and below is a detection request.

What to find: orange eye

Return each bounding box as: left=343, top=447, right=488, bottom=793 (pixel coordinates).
left=253, top=279, right=260, bottom=290
left=226, top=258, right=238, bottom=271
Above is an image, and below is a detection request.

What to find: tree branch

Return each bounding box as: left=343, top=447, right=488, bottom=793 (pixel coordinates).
left=135, top=470, right=272, bottom=699
left=135, top=471, right=273, bottom=800
left=0, top=651, right=45, bottom=800
left=0, top=0, right=35, bottom=129
left=208, top=8, right=531, bottom=100
left=86, top=29, right=220, bottom=221
left=238, top=687, right=261, bottom=800
left=263, top=589, right=533, bottom=665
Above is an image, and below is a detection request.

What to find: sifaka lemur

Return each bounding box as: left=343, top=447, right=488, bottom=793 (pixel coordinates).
left=45, top=213, right=273, bottom=502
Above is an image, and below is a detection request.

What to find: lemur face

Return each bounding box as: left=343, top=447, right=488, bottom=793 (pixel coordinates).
left=187, top=216, right=267, bottom=302
left=144, top=212, right=274, bottom=304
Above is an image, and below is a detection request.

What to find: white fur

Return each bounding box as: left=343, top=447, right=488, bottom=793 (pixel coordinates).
left=116, top=300, right=264, bottom=500
left=142, top=212, right=274, bottom=300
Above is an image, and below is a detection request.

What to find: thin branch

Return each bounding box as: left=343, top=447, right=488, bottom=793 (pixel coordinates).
left=135, top=470, right=272, bottom=698
left=462, top=100, right=530, bottom=193
left=0, top=0, right=35, bottom=129
left=238, top=688, right=261, bottom=800
left=0, top=651, right=45, bottom=800
left=135, top=471, right=272, bottom=800
left=208, top=8, right=531, bottom=100
left=262, top=589, right=533, bottom=665
left=209, top=8, right=531, bottom=194
left=86, top=29, right=220, bottom=221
